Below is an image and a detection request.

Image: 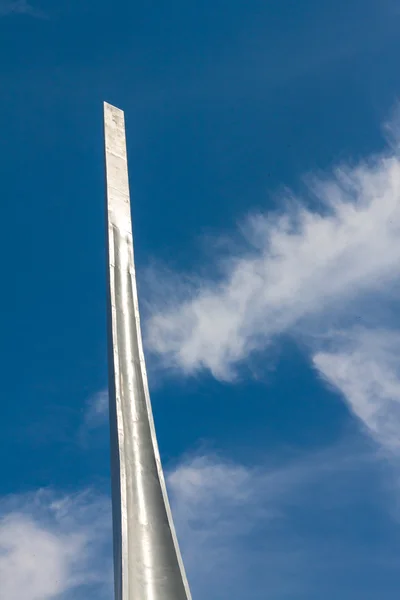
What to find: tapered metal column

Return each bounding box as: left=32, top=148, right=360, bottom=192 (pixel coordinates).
left=104, top=102, right=192, bottom=600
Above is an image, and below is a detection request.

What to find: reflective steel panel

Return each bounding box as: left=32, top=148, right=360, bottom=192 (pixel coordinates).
left=104, top=102, right=192, bottom=600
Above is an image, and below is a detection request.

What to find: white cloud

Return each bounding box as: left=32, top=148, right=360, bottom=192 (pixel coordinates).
left=78, top=390, right=109, bottom=447
left=84, top=389, right=109, bottom=429
left=0, top=489, right=112, bottom=600
left=0, top=447, right=392, bottom=600
left=168, top=453, right=305, bottom=599
left=167, top=448, right=388, bottom=600
left=314, top=328, right=400, bottom=454
left=145, top=144, right=400, bottom=380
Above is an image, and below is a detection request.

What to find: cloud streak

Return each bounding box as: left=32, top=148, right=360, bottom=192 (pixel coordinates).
left=0, top=0, right=46, bottom=18
left=167, top=448, right=394, bottom=600
left=83, top=389, right=109, bottom=429
left=314, top=328, right=400, bottom=454
left=0, top=446, right=395, bottom=600
left=145, top=143, right=400, bottom=380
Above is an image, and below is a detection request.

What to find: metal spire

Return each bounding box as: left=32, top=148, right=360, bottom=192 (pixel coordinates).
left=104, top=101, right=192, bottom=600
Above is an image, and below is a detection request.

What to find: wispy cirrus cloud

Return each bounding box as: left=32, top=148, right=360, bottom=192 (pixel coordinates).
left=0, top=0, right=46, bottom=18
left=168, top=453, right=303, bottom=600
left=145, top=142, right=400, bottom=380
left=314, top=328, right=400, bottom=454
left=0, top=446, right=395, bottom=600
left=142, top=111, right=400, bottom=461
left=77, top=389, right=109, bottom=447
left=83, top=389, right=109, bottom=429
left=167, top=448, right=395, bottom=600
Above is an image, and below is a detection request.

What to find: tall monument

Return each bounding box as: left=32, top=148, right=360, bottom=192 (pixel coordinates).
left=104, top=102, right=192, bottom=600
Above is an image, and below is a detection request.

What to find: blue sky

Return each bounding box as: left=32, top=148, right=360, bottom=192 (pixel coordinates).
left=2, top=0, right=400, bottom=598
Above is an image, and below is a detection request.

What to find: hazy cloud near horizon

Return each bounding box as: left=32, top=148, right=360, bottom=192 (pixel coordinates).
left=0, top=445, right=388, bottom=600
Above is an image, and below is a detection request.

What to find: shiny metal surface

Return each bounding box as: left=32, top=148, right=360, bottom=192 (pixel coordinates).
left=104, top=102, right=192, bottom=600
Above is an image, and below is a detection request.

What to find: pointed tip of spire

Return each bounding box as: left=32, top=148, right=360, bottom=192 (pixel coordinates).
left=104, top=101, right=124, bottom=115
